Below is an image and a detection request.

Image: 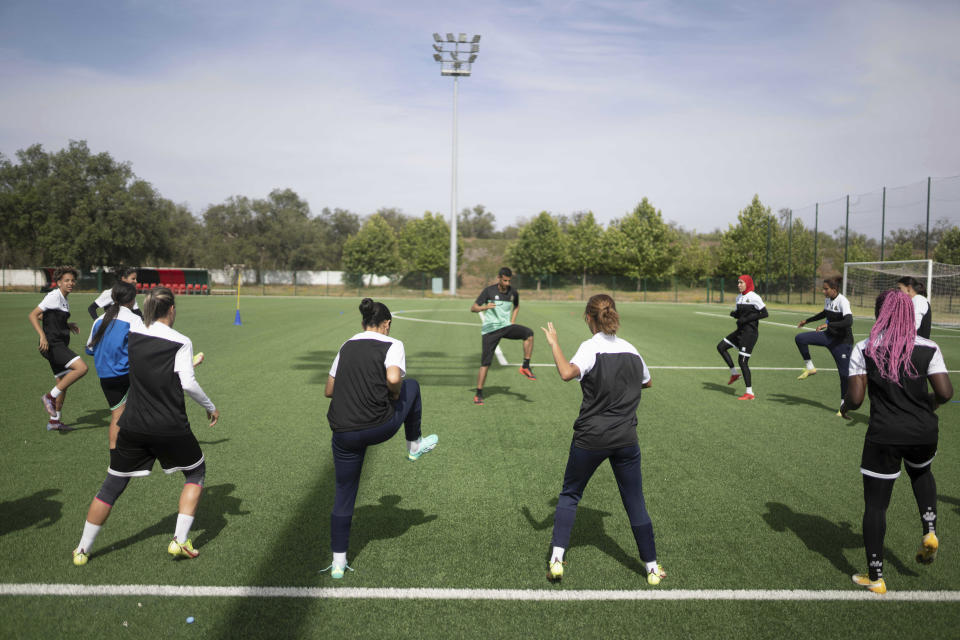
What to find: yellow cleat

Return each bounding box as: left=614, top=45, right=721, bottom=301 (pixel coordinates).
left=916, top=532, right=939, bottom=564
left=72, top=549, right=88, bottom=566
left=851, top=573, right=886, bottom=594
left=547, top=560, right=564, bottom=582
left=797, top=369, right=817, bottom=380
left=647, top=564, right=666, bottom=586
left=168, top=538, right=199, bottom=559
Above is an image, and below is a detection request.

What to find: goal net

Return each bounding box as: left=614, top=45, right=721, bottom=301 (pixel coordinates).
left=843, top=260, right=960, bottom=327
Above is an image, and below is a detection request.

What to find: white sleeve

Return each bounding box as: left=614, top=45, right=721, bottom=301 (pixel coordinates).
left=639, top=355, right=651, bottom=385
left=86, top=318, right=101, bottom=351
left=928, top=344, right=947, bottom=375
left=38, top=290, right=59, bottom=311
left=569, top=341, right=596, bottom=381
left=174, top=339, right=215, bottom=412
left=913, top=296, right=926, bottom=330
left=329, top=351, right=340, bottom=377
left=95, top=290, right=113, bottom=308
left=848, top=342, right=867, bottom=376
left=751, top=292, right=765, bottom=310
left=839, top=296, right=853, bottom=316
left=385, top=340, right=406, bottom=377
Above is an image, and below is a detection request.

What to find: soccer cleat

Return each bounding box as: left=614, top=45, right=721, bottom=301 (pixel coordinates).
left=473, top=395, right=484, bottom=405
left=647, top=564, right=666, bottom=586
left=168, top=538, right=199, bottom=559
left=519, top=367, right=537, bottom=381
left=42, top=393, right=57, bottom=417
left=797, top=369, right=817, bottom=380
left=321, top=563, right=354, bottom=579
left=916, top=532, right=939, bottom=564
left=72, top=548, right=88, bottom=566
left=851, top=573, right=886, bottom=594
left=737, top=393, right=755, bottom=400
left=408, top=434, right=438, bottom=461
left=47, top=419, right=72, bottom=432
left=727, top=374, right=741, bottom=385
left=547, top=560, right=564, bottom=582
left=192, top=352, right=204, bottom=367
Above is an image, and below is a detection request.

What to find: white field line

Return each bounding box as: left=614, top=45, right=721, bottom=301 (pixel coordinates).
left=2, top=583, right=959, bottom=602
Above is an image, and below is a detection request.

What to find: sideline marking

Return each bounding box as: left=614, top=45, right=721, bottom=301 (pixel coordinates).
left=2, top=583, right=959, bottom=602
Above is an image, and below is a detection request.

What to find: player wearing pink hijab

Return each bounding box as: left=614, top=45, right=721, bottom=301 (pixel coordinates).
left=716, top=275, right=768, bottom=400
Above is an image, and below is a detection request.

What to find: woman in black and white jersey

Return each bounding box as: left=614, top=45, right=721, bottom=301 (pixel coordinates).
left=896, top=276, right=932, bottom=339
left=323, top=298, right=438, bottom=579
left=71, top=287, right=219, bottom=566
left=842, top=290, right=953, bottom=594
left=540, top=294, right=665, bottom=586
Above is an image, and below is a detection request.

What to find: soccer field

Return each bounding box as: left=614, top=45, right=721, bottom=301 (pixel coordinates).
left=1, top=293, right=959, bottom=638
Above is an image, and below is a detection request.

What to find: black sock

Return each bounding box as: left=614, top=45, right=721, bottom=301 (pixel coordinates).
left=475, top=388, right=483, bottom=397
left=522, top=358, right=530, bottom=369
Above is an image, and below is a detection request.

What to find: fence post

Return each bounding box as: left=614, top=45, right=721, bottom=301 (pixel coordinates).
left=720, top=277, right=724, bottom=304
left=925, top=176, right=932, bottom=259
left=844, top=195, right=850, bottom=264
left=813, top=203, right=819, bottom=305
left=642, top=278, right=646, bottom=302
left=880, top=187, right=886, bottom=261
left=706, top=277, right=711, bottom=303
left=765, top=218, right=771, bottom=296
left=293, top=270, right=298, bottom=296
left=787, top=210, right=792, bottom=305
left=674, top=276, right=678, bottom=302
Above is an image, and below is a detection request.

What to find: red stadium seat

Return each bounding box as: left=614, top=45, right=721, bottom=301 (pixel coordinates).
left=179, top=284, right=186, bottom=295
left=186, top=284, right=194, bottom=294
left=136, top=282, right=143, bottom=292
left=201, top=284, right=209, bottom=295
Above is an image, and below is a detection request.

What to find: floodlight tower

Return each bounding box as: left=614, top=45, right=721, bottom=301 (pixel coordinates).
left=432, top=32, right=480, bottom=296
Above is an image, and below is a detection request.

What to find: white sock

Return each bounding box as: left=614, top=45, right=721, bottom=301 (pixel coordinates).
left=645, top=560, right=659, bottom=573
left=50, top=386, right=62, bottom=398
left=805, top=360, right=815, bottom=370
left=407, top=438, right=422, bottom=454
left=551, top=546, right=565, bottom=563
left=729, top=367, right=737, bottom=375
left=174, top=513, right=194, bottom=543
left=78, top=521, right=101, bottom=553
left=53, top=411, right=61, bottom=421
left=332, top=551, right=347, bottom=568
left=746, top=387, right=754, bottom=395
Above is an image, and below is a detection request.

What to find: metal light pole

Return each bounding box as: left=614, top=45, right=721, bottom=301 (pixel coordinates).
left=432, top=32, right=480, bottom=296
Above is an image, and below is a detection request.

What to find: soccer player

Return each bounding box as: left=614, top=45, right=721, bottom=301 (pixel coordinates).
left=716, top=274, right=768, bottom=400
left=540, top=294, right=665, bottom=586
left=88, top=267, right=142, bottom=319
left=323, top=298, right=438, bottom=579
left=842, top=290, right=952, bottom=594
left=71, top=287, right=219, bottom=566
left=85, top=281, right=144, bottom=449
left=896, top=276, right=932, bottom=339
left=794, top=276, right=854, bottom=416
left=28, top=266, right=89, bottom=431
left=470, top=267, right=536, bottom=405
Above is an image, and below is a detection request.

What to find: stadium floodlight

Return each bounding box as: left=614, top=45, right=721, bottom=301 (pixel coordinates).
left=430, top=32, right=481, bottom=296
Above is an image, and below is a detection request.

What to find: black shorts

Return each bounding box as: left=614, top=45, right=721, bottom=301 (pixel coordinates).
left=41, top=342, right=80, bottom=377
left=108, top=429, right=204, bottom=477
left=860, top=440, right=937, bottom=480
left=481, top=324, right=534, bottom=367
left=99, top=375, right=130, bottom=410
left=723, top=329, right=758, bottom=357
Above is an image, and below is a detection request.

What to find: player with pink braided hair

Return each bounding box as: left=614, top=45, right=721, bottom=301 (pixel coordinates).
left=842, top=290, right=953, bottom=594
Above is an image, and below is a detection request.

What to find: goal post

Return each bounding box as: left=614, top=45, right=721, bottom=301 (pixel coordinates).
left=843, top=259, right=960, bottom=327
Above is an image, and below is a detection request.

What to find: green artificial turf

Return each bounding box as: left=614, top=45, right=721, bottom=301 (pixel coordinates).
left=0, top=293, right=958, bottom=638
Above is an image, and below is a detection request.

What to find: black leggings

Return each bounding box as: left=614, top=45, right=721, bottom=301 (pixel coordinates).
left=717, top=341, right=751, bottom=387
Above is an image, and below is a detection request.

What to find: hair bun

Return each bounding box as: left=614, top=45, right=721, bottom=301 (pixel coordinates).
left=359, top=298, right=374, bottom=313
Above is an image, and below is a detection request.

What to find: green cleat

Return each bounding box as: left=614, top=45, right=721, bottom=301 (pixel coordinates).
left=916, top=532, right=939, bottom=564
left=408, top=434, right=438, bottom=461
left=647, top=564, right=666, bottom=586
left=72, top=549, right=88, bottom=566
left=851, top=573, right=886, bottom=594
left=547, top=560, right=564, bottom=582
left=321, top=563, right=354, bottom=579
left=168, top=538, right=199, bottom=559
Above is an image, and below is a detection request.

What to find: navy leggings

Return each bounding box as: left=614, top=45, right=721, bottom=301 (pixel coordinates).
left=795, top=331, right=852, bottom=399
left=330, top=378, right=422, bottom=553
left=550, top=441, right=657, bottom=563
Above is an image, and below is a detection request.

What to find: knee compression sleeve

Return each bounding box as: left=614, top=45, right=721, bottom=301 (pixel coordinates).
left=96, top=474, right=131, bottom=506
left=183, top=461, right=206, bottom=487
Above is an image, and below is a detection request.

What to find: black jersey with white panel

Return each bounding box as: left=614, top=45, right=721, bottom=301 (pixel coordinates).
left=849, top=336, right=947, bottom=445
left=730, top=291, right=768, bottom=334
left=804, top=294, right=854, bottom=343
left=38, top=288, right=71, bottom=344
left=119, top=322, right=213, bottom=436
left=569, top=332, right=651, bottom=451
left=327, top=332, right=406, bottom=432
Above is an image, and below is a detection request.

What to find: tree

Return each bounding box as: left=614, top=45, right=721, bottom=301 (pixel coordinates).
left=506, top=212, right=566, bottom=291
left=458, top=204, right=496, bottom=239
left=933, top=226, right=960, bottom=264
left=373, top=207, right=410, bottom=235
left=607, top=198, right=679, bottom=284
left=563, top=211, right=604, bottom=288
left=342, top=215, right=401, bottom=284
left=887, top=241, right=915, bottom=261
left=202, top=196, right=259, bottom=268
left=717, top=195, right=784, bottom=286
left=673, top=226, right=715, bottom=285
left=252, top=189, right=320, bottom=270
left=165, top=203, right=204, bottom=267
left=315, top=207, right=360, bottom=269
left=399, top=211, right=461, bottom=277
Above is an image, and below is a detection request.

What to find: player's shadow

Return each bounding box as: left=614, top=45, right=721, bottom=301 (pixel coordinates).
left=0, top=489, right=63, bottom=536
left=348, top=495, right=438, bottom=559
left=67, top=408, right=112, bottom=431
left=481, top=385, right=533, bottom=403
left=197, top=438, right=230, bottom=446
left=761, top=502, right=917, bottom=577
left=291, top=350, right=340, bottom=384
left=521, top=499, right=645, bottom=576
left=766, top=394, right=867, bottom=425
left=938, top=494, right=960, bottom=517
left=702, top=381, right=738, bottom=397
left=406, top=353, right=478, bottom=387
left=95, top=483, right=248, bottom=558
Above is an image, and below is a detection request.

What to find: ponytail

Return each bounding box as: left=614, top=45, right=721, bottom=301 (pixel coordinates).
left=359, top=298, right=392, bottom=328
left=89, top=281, right=137, bottom=348
left=584, top=294, right=619, bottom=335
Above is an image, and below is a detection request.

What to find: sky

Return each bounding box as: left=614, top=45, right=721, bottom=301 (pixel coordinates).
left=1, top=0, right=959, bottom=233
